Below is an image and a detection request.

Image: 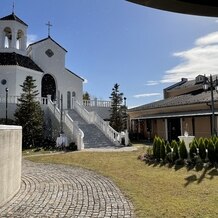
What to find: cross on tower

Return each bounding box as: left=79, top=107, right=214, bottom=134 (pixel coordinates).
left=46, top=21, right=52, bottom=37
left=12, top=1, right=15, bottom=14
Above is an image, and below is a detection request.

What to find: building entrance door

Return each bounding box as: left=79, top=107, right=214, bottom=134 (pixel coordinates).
left=167, top=118, right=181, bottom=141
left=41, top=74, right=56, bottom=101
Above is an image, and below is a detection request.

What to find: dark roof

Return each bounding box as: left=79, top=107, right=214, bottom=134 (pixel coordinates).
left=128, top=91, right=218, bottom=112
left=66, top=68, right=84, bottom=81
left=0, top=13, right=28, bottom=26
left=28, top=36, right=67, bottom=52
left=0, top=52, right=43, bottom=72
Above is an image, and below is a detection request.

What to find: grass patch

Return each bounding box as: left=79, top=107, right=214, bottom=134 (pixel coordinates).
left=25, top=146, right=218, bottom=218
left=22, top=148, right=60, bottom=156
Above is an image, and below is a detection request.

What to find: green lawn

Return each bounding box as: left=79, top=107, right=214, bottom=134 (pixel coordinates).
left=25, top=146, right=218, bottom=218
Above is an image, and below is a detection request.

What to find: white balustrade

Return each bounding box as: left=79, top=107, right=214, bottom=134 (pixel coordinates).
left=0, top=95, right=49, bottom=105
left=83, top=99, right=111, bottom=108
left=75, top=100, right=92, bottom=123
left=47, top=99, right=84, bottom=150
left=76, top=99, right=123, bottom=144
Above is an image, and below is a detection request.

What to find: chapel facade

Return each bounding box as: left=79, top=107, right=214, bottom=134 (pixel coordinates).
left=0, top=12, right=84, bottom=119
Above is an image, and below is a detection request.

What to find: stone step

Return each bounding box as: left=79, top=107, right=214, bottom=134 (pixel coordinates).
left=67, top=109, right=118, bottom=148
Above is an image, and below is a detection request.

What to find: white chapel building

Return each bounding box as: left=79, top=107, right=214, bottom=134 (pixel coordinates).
left=0, top=12, right=84, bottom=111
left=0, top=11, right=128, bottom=149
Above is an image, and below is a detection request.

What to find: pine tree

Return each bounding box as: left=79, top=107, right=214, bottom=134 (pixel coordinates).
left=14, top=76, right=44, bottom=148
left=83, top=91, right=90, bottom=101
left=109, top=83, right=124, bottom=132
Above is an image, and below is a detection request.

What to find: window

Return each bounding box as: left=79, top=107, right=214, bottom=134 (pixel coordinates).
left=67, top=91, right=71, bottom=109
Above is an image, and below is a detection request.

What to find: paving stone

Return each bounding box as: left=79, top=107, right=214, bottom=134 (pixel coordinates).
left=0, top=160, right=135, bottom=217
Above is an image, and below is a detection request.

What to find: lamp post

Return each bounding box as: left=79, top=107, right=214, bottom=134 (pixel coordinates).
left=203, top=74, right=218, bottom=136
left=124, top=97, right=127, bottom=107
left=5, top=87, right=8, bottom=125
left=60, top=94, right=64, bottom=134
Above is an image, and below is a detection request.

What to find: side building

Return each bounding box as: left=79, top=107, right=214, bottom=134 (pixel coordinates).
left=127, top=75, right=218, bottom=141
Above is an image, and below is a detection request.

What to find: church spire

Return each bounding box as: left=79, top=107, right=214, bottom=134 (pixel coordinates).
left=46, top=21, right=52, bottom=37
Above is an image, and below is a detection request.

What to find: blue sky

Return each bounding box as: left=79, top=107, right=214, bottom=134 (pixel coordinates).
left=1, top=0, right=218, bottom=108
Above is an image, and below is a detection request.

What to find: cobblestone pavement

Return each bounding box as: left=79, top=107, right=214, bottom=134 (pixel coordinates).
left=0, top=160, right=134, bottom=218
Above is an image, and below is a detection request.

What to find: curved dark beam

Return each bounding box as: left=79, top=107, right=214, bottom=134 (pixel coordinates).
left=127, top=0, right=218, bottom=17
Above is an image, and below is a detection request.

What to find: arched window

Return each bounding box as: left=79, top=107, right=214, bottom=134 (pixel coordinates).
left=67, top=91, right=71, bottom=109
left=16, top=29, right=24, bottom=49
left=4, top=27, right=12, bottom=48
left=71, top=92, right=76, bottom=108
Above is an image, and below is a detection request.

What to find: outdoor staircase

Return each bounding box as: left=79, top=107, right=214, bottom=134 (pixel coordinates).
left=67, top=109, right=118, bottom=149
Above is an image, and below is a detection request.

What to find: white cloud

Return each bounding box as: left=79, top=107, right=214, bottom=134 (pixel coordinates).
left=163, top=31, right=218, bottom=84
left=27, top=34, right=38, bottom=46
left=196, top=31, right=218, bottom=46
left=133, top=93, right=161, bottom=98
left=146, top=80, right=159, bottom=86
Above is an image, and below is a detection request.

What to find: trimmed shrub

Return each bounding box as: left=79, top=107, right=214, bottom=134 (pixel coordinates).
left=155, top=137, right=161, bottom=160
left=152, top=136, right=158, bottom=158
left=207, top=139, right=215, bottom=163
left=172, top=140, right=179, bottom=161
left=215, top=139, right=218, bottom=162
left=189, top=142, right=198, bottom=160
left=204, top=138, right=209, bottom=149
left=179, top=140, right=188, bottom=159
left=68, top=142, right=77, bottom=151
left=166, top=142, right=172, bottom=154
left=160, top=139, right=166, bottom=161
left=198, top=137, right=206, bottom=160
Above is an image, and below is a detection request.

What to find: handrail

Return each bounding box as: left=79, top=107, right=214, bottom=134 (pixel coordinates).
left=0, top=95, right=48, bottom=105
left=74, top=100, right=92, bottom=123
left=92, top=111, right=120, bottom=143
left=83, top=99, right=111, bottom=108
left=75, top=99, right=121, bottom=144
left=47, top=99, right=84, bottom=150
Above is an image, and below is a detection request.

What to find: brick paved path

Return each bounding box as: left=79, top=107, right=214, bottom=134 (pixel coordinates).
left=0, top=160, right=134, bottom=218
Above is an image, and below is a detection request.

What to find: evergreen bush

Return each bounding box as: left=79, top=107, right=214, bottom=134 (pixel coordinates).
left=189, top=142, right=198, bottom=160
left=207, top=139, right=215, bottom=163
left=152, top=136, right=158, bottom=158
left=215, top=139, right=218, bottom=162
left=198, top=137, right=206, bottom=160
left=165, top=142, right=172, bottom=154
left=179, top=140, right=188, bottom=159
left=204, top=138, right=209, bottom=149
left=172, top=140, right=179, bottom=161
left=160, top=139, right=166, bottom=161
left=155, top=137, right=161, bottom=160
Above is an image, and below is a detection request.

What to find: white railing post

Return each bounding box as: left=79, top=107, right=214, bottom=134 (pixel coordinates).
left=124, top=130, right=129, bottom=146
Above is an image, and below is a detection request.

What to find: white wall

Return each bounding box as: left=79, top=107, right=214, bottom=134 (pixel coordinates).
left=0, top=65, right=42, bottom=98
left=0, top=125, right=22, bottom=207
left=28, top=38, right=83, bottom=109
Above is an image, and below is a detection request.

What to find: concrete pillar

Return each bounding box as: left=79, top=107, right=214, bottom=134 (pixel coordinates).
left=0, top=125, right=22, bottom=207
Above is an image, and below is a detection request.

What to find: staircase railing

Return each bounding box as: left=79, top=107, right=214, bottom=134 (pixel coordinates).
left=74, top=99, right=125, bottom=144
left=91, top=111, right=120, bottom=143
left=47, top=99, right=84, bottom=150
left=74, top=99, right=92, bottom=123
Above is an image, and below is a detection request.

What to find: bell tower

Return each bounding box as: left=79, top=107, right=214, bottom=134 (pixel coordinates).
left=0, top=12, right=28, bottom=55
